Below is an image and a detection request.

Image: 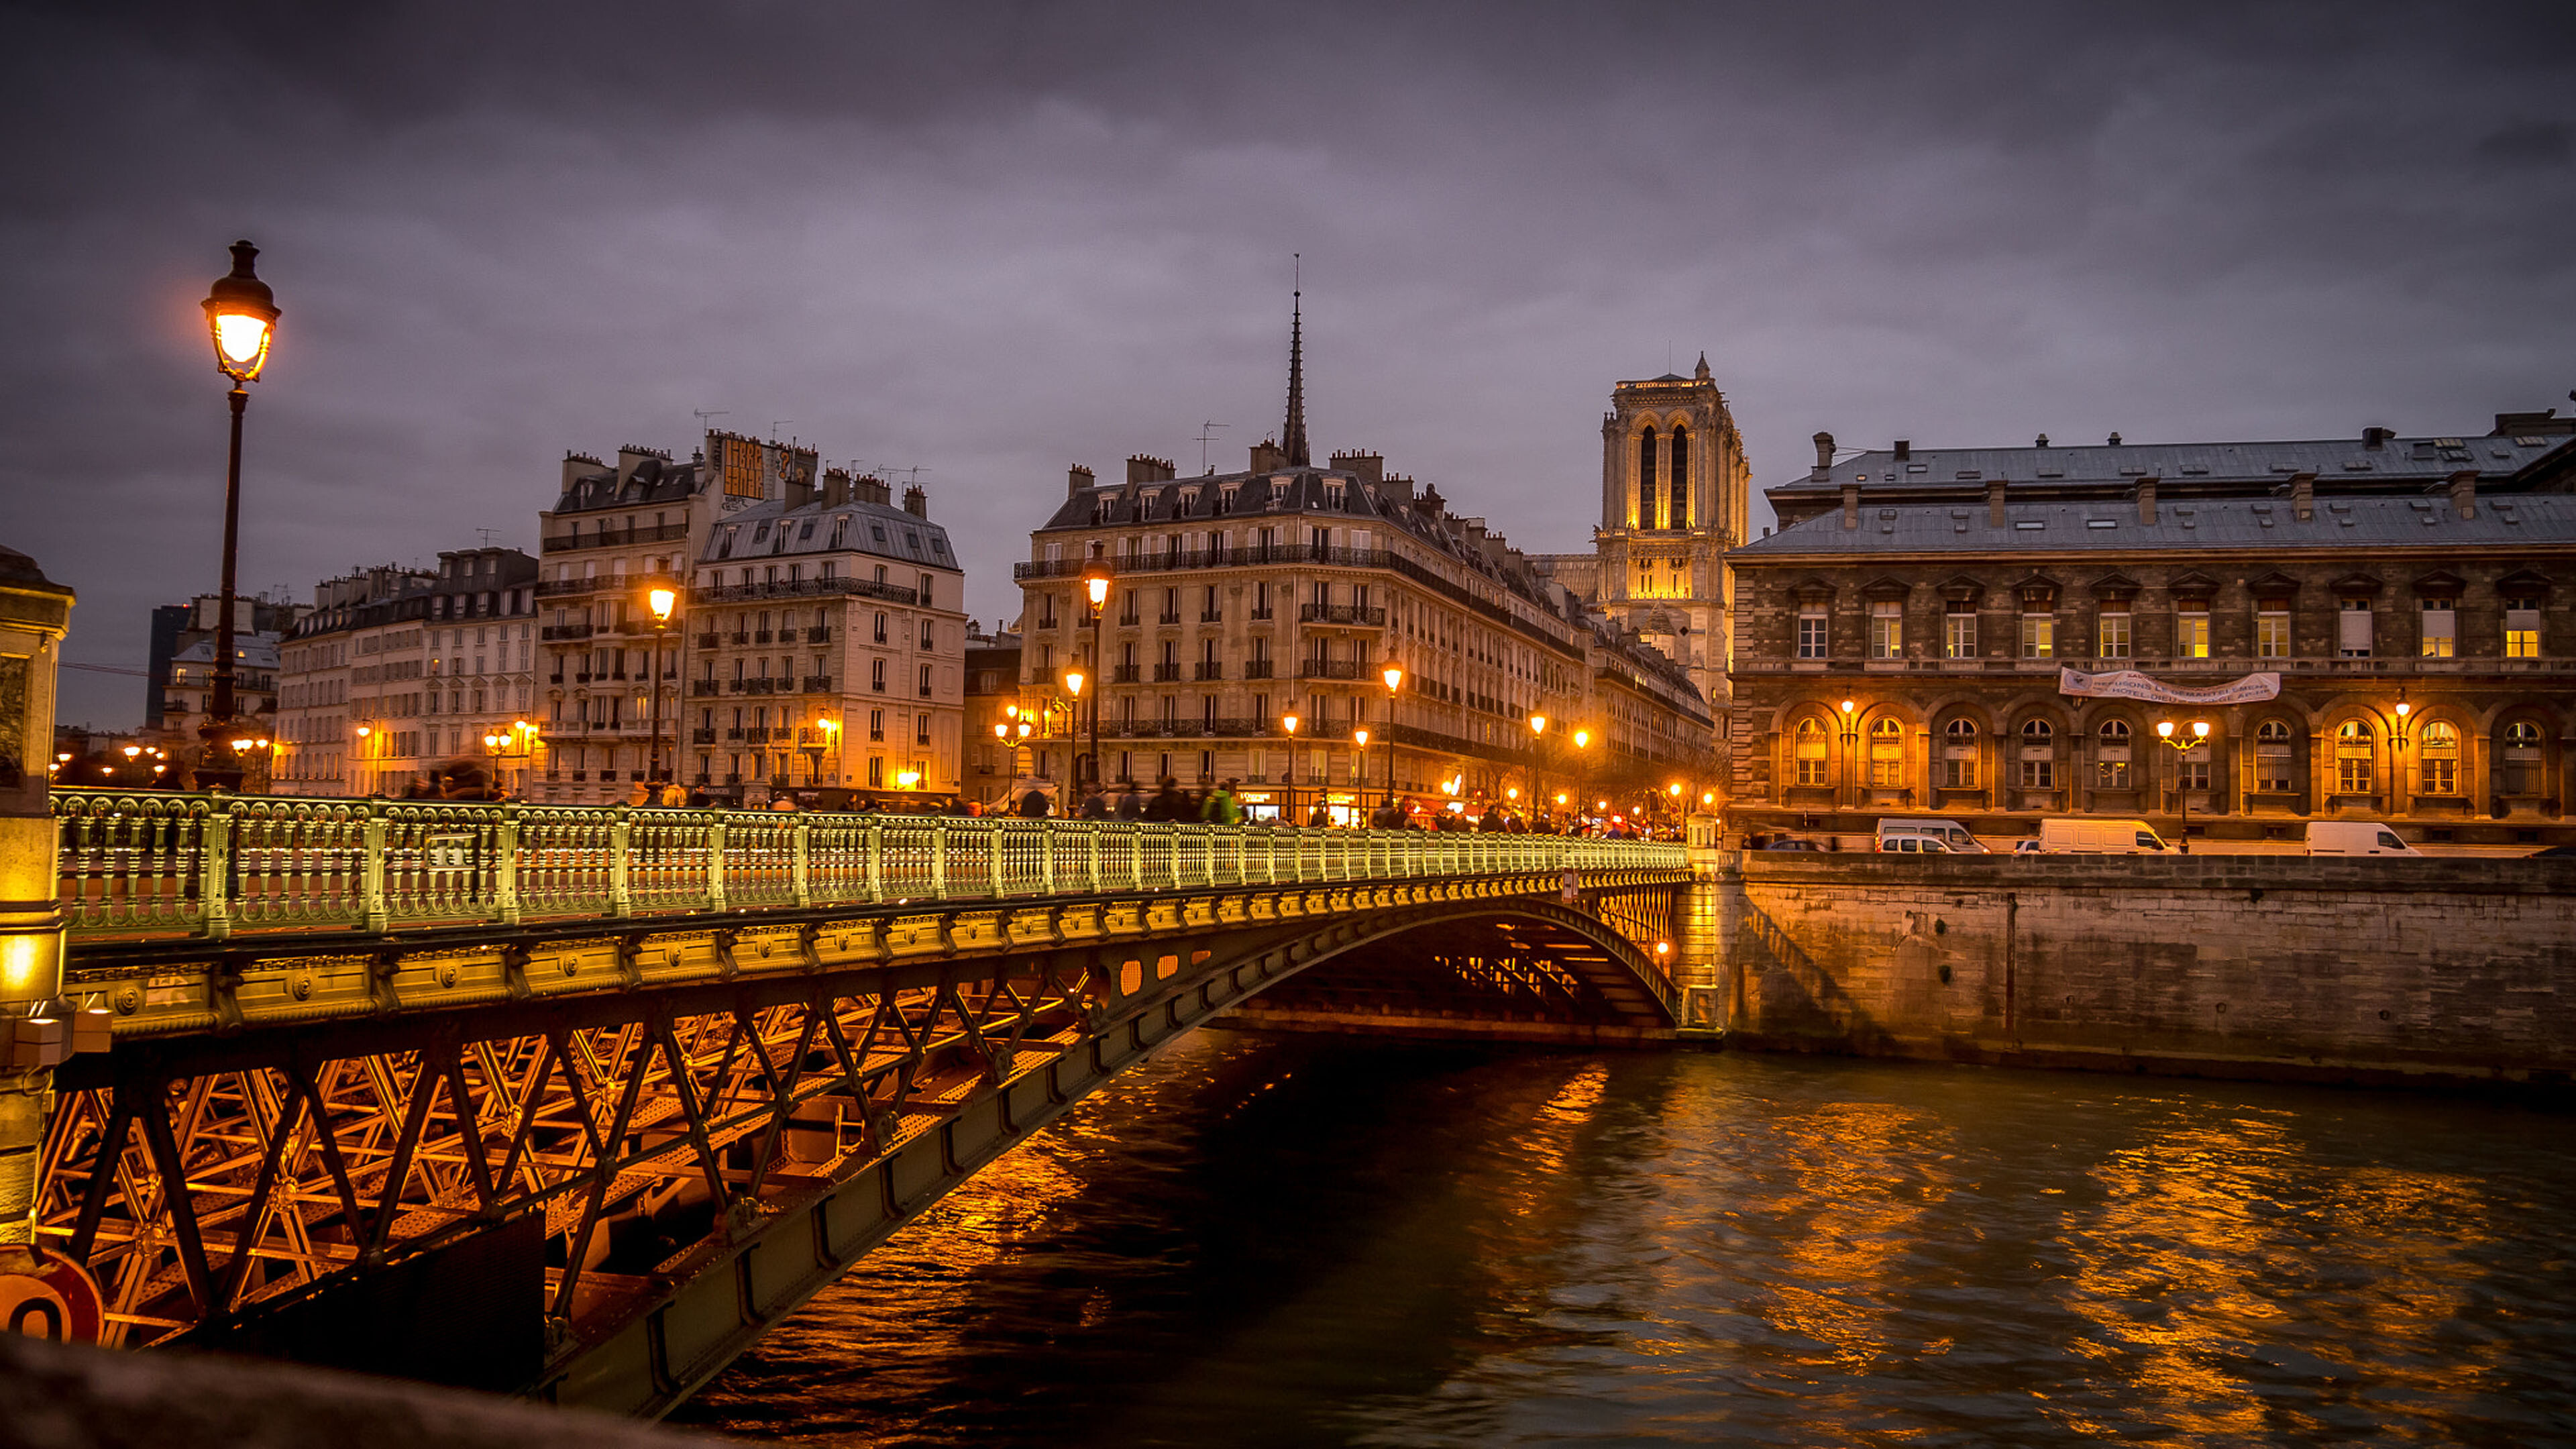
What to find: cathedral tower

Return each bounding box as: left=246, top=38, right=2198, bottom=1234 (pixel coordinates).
left=1591, top=353, right=1749, bottom=720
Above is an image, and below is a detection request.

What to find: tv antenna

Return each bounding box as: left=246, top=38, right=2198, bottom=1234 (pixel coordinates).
left=769, top=420, right=794, bottom=440
left=891, top=465, right=931, bottom=486
left=476, top=528, right=501, bottom=548
left=692, top=407, right=730, bottom=431
left=1195, top=421, right=1230, bottom=474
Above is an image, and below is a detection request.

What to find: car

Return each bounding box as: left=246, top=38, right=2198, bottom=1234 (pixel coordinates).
left=2011, top=839, right=2045, bottom=855
left=2529, top=843, right=2576, bottom=858
left=1758, top=837, right=1821, bottom=851
left=2304, top=821, right=2422, bottom=857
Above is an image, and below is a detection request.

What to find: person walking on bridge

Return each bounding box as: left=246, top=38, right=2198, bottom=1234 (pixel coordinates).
left=1201, top=778, right=1242, bottom=825
left=1114, top=777, right=1146, bottom=820
left=1144, top=776, right=1193, bottom=822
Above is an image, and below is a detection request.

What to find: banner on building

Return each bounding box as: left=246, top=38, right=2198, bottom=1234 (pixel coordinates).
left=2057, top=667, right=2281, bottom=705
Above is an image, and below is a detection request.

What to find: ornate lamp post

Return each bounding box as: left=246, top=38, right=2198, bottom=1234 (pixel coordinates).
left=1281, top=712, right=1301, bottom=823
left=1837, top=698, right=1860, bottom=811
left=1525, top=712, right=1548, bottom=811
left=644, top=585, right=677, bottom=788
left=482, top=720, right=538, bottom=798
left=801, top=714, right=840, bottom=788
left=197, top=241, right=280, bottom=790
left=2155, top=718, right=2211, bottom=852
left=1065, top=667, right=1089, bottom=792
left=1080, top=569, right=1110, bottom=791
left=1352, top=728, right=1368, bottom=822
left=1379, top=663, right=1404, bottom=809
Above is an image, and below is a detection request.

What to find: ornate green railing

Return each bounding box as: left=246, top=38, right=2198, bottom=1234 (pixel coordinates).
left=50, top=789, right=1688, bottom=942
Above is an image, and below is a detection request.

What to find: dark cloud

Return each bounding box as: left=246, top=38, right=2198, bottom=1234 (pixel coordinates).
left=5, top=0, right=2573, bottom=728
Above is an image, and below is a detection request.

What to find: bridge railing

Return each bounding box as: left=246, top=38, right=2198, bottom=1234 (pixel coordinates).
left=50, top=789, right=1687, bottom=941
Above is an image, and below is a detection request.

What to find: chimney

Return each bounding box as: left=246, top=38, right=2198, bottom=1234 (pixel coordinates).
left=1067, top=464, right=1095, bottom=498
left=561, top=452, right=604, bottom=490
left=1378, top=472, right=1415, bottom=507
left=2363, top=425, right=2394, bottom=449
left=785, top=472, right=814, bottom=511
left=902, top=484, right=928, bottom=519
left=1125, top=454, right=1175, bottom=484
left=1988, top=478, right=2009, bottom=527
left=2290, top=471, right=2315, bottom=521
left=2035, top=433, right=2049, bottom=448
left=2107, top=431, right=2123, bottom=447
left=2449, top=468, right=2477, bottom=520
left=1328, top=450, right=1385, bottom=486
left=2135, top=475, right=2159, bottom=525
left=1249, top=438, right=1288, bottom=474
left=1892, top=439, right=1911, bottom=462
left=857, top=474, right=892, bottom=507
left=820, top=468, right=851, bottom=508
left=1841, top=482, right=1861, bottom=529
left=1416, top=484, right=1445, bottom=519
left=1811, top=432, right=1835, bottom=478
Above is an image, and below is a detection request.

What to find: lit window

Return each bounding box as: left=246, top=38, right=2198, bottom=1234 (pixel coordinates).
left=1792, top=717, right=1828, bottom=785
left=2096, top=718, right=2132, bottom=789
left=2176, top=609, right=2210, bottom=659
left=2097, top=611, right=2131, bottom=659
left=2419, top=720, right=2459, bottom=794
left=1940, top=716, right=1977, bottom=789
left=1869, top=716, right=1905, bottom=787
left=2420, top=601, right=2456, bottom=658
left=2336, top=719, right=2374, bottom=794
left=2505, top=595, right=2541, bottom=659
left=1943, top=602, right=1976, bottom=659
left=1869, top=601, right=1902, bottom=659
left=2257, top=608, right=2291, bottom=659
left=2020, top=610, right=2055, bottom=659
left=2255, top=718, right=2295, bottom=792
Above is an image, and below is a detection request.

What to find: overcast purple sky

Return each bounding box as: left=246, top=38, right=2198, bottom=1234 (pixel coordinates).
left=7, top=1, right=2571, bottom=729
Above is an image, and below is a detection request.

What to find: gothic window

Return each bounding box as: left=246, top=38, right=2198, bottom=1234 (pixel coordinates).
left=1670, top=425, right=1689, bottom=529
left=1870, top=716, right=1905, bottom=788
left=2255, top=719, right=2295, bottom=792
left=2096, top=718, right=2133, bottom=789
left=1792, top=716, right=1828, bottom=786
left=2019, top=718, right=2056, bottom=788
left=2418, top=720, right=2459, bottom=795
left=2336, top=719, right=2374, bottom=794
left=1639, top=427, right=1660, bottom=529
left=1941, top=717, right=1978, bottom=789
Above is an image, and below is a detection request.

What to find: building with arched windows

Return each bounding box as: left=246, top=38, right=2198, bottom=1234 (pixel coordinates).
left=1723, top=410, right=2576, bottom=847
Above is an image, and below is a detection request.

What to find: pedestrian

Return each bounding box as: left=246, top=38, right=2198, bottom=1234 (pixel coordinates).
left=1114, top=777, right=1147, bottom=820
left=1017, top=785, right=1051, bottom=819
left=1477, top=802, right=1507, bottom=833
left=1144, top=775, right=1193, bottom=822
left=1078, top=783, right=1112, bottom=819
left=1201, top=777, right=1242, bottom=825
left=1306, top=801, right=1333, bottom=828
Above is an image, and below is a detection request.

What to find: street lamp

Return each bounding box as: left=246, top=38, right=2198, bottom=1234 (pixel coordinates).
left=1064, top=667, right=1089, bottom=793
left=197, top=240, right=280, bottom=789
left=1080, top=568, right=1111, bottom=792
left=803, top=714, right=841, bottom=787
left=1282, top=712, right=1301, bottom=823
left=1353, top=727, right=1369, bottom=822
left=643, top=584, right=678, bottom=790
left=1838, top=698, right=1860, bottom=808
left=1525, top=712, right=1548, bottom=813
left=1380, top=663, right=1405, bottom=809
left=2155, top=718, right=2211, bottom=852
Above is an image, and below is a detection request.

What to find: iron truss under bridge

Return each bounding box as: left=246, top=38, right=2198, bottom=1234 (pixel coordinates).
left=36, top=790, right=1694, bottom=1415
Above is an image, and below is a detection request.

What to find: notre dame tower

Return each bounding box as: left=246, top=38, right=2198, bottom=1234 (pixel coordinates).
left=1586, top=354, right=1750, bottom=723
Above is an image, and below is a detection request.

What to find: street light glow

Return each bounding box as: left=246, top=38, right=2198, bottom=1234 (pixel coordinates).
left=1065, top=669, right=1085, bottom=698
left=1381, top=664, right=1404, bottom=692
left=647, top=587, right=678, bottom=623
left=1085, top=574, right=1112, bottom=608
left=201, top=240, right=279, bottom=382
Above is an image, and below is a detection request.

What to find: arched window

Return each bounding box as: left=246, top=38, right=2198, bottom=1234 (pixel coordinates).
left=1941, top=717, right=1978, bottom=790
left=1670, top=425, right=1690, bottom=529
left=2504, top=720, right=2545, bottom=796
left=2096, top=718, right=2133, bottom=790
left=1639, top=428, right=1660, bottom=529
left=2255, top=719, right=2295, bottom=792
left=2019, top=718, right=2055, bottom=788
left=1792, top=716, right=1828, bottom=786
left=1869, top=716, right=1905, bottom=787
left=2335, top=719, right=2374, bottom=794
left=2419, top=720, right=2460, bottom=795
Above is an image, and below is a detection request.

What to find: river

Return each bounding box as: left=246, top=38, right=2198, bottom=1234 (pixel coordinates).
left=675, top=1032, right=2576, bottom=1446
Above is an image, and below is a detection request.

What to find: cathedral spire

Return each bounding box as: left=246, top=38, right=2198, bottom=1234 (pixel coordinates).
left=1283, top=272, right=1310, bottom=468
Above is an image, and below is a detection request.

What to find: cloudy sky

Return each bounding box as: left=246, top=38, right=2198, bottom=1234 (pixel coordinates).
left=7, top=1, right=2571, bottom=729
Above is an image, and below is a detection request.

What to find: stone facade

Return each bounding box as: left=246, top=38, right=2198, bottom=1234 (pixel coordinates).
left=1725, top=419, right=2576, bottom=845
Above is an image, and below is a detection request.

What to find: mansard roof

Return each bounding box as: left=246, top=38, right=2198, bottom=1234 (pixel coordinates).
left=1731, top=494, right=2576, bottom=560
left=701, top=493, right=959, bottom=573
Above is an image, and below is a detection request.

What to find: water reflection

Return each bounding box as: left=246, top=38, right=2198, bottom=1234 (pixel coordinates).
left=679, top=1038, right=2576, bottom=1447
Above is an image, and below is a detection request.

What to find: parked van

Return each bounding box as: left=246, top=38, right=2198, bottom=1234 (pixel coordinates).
left=2035, top=817, right=2169, bottom=854
left=2304, top=821, right=2424, bottom=857
left=1876, top=818, right=1987, bottom=853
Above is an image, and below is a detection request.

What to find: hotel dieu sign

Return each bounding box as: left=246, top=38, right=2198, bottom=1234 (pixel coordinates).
left=2057, top=667, right=2284, bottom=706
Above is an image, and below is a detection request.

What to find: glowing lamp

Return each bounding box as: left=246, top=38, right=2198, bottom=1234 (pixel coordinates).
left=2157, top=720, right=2176, bottom=739
left=1572, top=729, right=1589, bottom=749
left=1065, top=669, right=1086, bottom=698
left=1381, top=664, right=1404, bottom=692
left=1085, top=573, right=1112, bottom=608
left=2192, top=720, right=2210, bottom=739
left=1354, top=729, right=1368, bottom=749
left=201, top=240, right=279, bottom=382
left=1528, top=714, right=1548, bottom=736
left=1839, top=698, right=1856, bottom=715
left=1283, top=714, right=1299, bottom=735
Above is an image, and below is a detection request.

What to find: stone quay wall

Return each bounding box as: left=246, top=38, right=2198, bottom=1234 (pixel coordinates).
left=1700, top=852, right=2576, bottom=1087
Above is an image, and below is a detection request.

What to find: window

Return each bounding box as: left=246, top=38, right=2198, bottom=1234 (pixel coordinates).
left=1797, top=604, right=1828, bottom=659
left=2019, top=718, right=2055, bottom=788
left=1868, top=601, right=1902, bottom=659
left=2336, top=720, right=2374, bottom=794
left=2097, top=610, right=2131, bottom=659
left=918, top=663, right=934, bottom=698
left=2506, top=595, right=2541, bottom=659
left=2419, top=720, right=2459, bottom=794
left=1670, top=425, right=1690, bottom=528
left=2255, top=719, right=2295, bottom=792
left=2257, top=608, right=2291, bottom=659
left=1792, top=717, right=1829, bottom=786
left=2096, top=718, right=2132, bottom=790
left=867, top=757, right=883, bottom=788
left=1943, top=602, right=1976, bottom=659
left=1941, top=717, right=1977, bottom=789
left=873, top=612, right=888, bottom=644
left=2020, top=610, right=2054, bottom=659
left=871, top=659, right=887, bottom=693
left=1869, top=716, right=1905, bottom=787
left=2339, top=599, right=2373, bottom=657
left=2420, top=600, right=2456, bottom=658
left=2176, top=608, right=2210, bottom=659
left=868, top=708, right=885, bottom=742
left=916, top=714, right=932, bottom=747
left=920, top=619, right=934, bottom=650
left=2504, top=720, right=2544, bottom=795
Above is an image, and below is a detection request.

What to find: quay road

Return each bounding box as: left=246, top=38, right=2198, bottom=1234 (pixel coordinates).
left=31, top=788, right=1692, bottom=1415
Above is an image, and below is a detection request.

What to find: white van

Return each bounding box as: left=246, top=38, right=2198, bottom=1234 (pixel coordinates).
left=1876, top=818, right=1988, bottom=853
left=2035, top=817, right=2169, bottom=854
left=2304, top=821, right=2423, bottom=857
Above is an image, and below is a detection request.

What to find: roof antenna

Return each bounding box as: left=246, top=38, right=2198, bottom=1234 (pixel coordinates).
left=894, top=465, right=932, bottom=485
left=769, top=420, right=794, bottom=440
left=693, top=407, right=730, bottom=431
left=1196, top=421, right=1230, bottom=474
left=476, top=528, right=500, bottom=548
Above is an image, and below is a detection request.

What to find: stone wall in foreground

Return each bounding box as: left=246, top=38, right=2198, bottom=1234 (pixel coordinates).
left=1704, top=853, right=2576, bottom=1087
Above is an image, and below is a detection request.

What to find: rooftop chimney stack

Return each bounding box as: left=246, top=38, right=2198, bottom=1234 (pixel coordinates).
left=2135, top=476, right=2160, bottom=526
left=1125, top=454, right=1175, bottom=484
left=1841, top=482, right=1862, bottom=529
left=785, top=472, right=814, bottom=511
left=2035, top=433, right=2050, bottom=448
left=1893, top=439, right=1911, bottom=462
left=2290, top=471, right=2316, bottom=522
left=1987, top=478, right=2009, bottom=527
left=2449, top=468, right=2477, bottom=520
left=1329, top=450, right=1385, bottom=486
left=902, top=484, right=928, bottom=519
left=1067, top=464, right=1095, bottom=498
left=2107, top=432, right=2123, bottom=447
left=1811, top=432, right=1835, bottom=478
left=2363, top=426, right=2394, bottom=449
left=820, top=468, right=851, bottom=508
left=1249, top=438, right=1288, bottom=474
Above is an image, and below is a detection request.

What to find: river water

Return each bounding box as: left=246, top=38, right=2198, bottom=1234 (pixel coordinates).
left=676, top=1032, right=2576, bottom=1446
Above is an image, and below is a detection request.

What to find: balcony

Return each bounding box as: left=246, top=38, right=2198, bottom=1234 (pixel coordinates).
left=1242, top=660, right=1275, bottom=680
left=1299, top=659, right=1366, bottom=680
left=755, top=631, right=773, bottom=644
left=688, top=680, right=722, bottom=697
left=541, top=522, right=691, bottom=553
left=728, top=632, right=751, bottom=646
left=1113, top=665, right=1142, bottom=684
left=1249, top=608, right=1274, bottom=621
left=1152, top=663, right=1185, bottom=682
left=691, top=727, right=716, bottom=743
left=695, top=575, right=919, bottom=607
left=1194, top=662, right=1224, bottom=681
left=541, top=624, right=595, bottom=641
left=727, top=679, right=777, bottom=695
left=796, top=726, right=835, bottom=746
left=1199, top=611, right=1223, bottom=624
left=805, top=626, right=833, bottom=643
left=1157, top=612, right=1182, bottom=626
left=725, top=728, right=747, bottom=741
left=744, top=727, right=771, bottom=745
left=1299, top=604, right=1387, bottom=627
left=802, top=676, right=835, bottom=693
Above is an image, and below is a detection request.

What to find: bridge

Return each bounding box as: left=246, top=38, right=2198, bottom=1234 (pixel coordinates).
left=23, top=790, right=1696, bottom=1416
